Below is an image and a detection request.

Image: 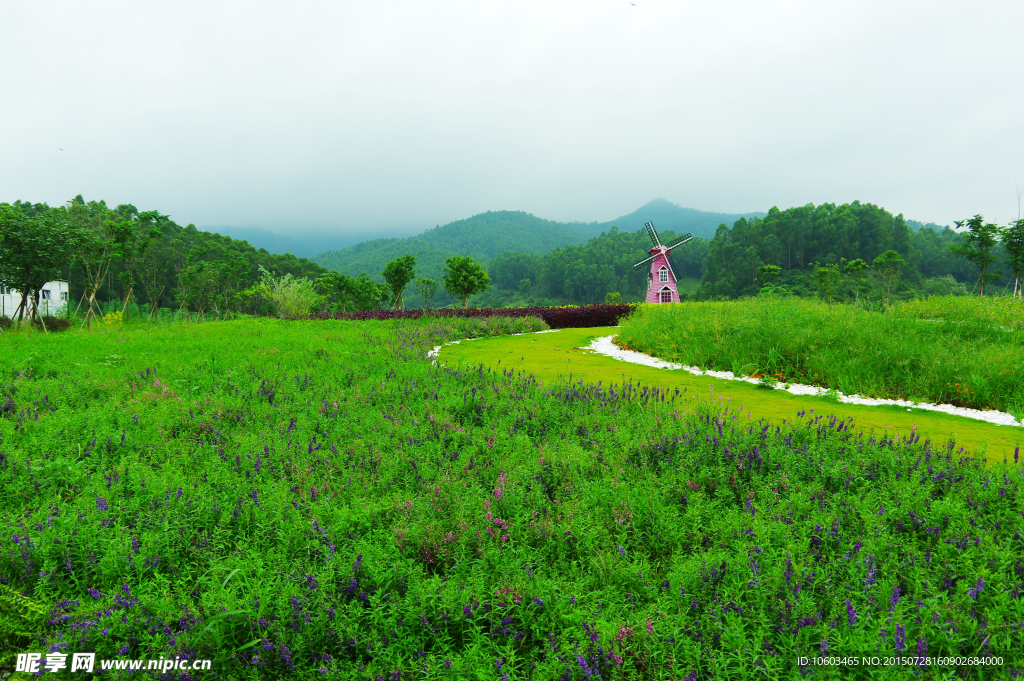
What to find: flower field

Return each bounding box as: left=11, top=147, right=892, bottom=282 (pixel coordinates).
left=1, top=316, right=1023, bottom=679
left=615, top=297, right=1024, bottom=420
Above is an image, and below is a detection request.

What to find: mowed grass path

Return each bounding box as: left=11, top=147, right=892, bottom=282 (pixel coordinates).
left=440, top=328, right=1024, bottom=464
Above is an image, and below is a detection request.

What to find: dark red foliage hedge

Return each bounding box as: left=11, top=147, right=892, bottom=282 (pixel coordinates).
left=310, top=304, right=636, bottom=329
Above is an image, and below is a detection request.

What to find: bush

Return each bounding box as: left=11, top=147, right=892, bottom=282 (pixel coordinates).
left=40, top=316, right=71, bottom=332
left=311, top=303, right=635, bottom=329
left=255, top=267, right=325, bottom=318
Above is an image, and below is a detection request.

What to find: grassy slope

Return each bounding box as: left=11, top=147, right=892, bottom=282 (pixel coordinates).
left=312, top=211, right=589, bottom=282
left=440, top=328, right=1024, bottom=463
left=617, top=298, right=1024, bottom=418
left=2, top=320, right=1022, bottom=679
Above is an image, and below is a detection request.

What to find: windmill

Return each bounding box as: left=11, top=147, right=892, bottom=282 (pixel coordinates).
left=633, top=221, right=692, bottom=303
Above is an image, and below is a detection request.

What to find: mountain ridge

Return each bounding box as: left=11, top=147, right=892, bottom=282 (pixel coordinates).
left=312, top=200, right=766, bottom=280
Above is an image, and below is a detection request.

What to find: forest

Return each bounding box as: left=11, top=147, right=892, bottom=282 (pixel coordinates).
left=486, top=201, right=1023, bottom=306
left=1, top=196, right=326, bottom=320
left=2, top=196, right=1021, bottom=322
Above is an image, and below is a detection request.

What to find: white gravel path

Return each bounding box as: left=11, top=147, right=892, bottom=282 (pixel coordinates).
left=583, top=335, right=1024, bottom=428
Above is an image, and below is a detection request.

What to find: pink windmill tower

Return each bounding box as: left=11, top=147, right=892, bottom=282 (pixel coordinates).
left=633, top=221, right=692, bottom=303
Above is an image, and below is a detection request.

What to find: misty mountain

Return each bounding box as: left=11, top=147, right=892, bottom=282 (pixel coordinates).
left=571, top=199, right=766, bottom=241
left=199, top=226, right=418, bottom=260
left=312, top=200, right=763, bottom=280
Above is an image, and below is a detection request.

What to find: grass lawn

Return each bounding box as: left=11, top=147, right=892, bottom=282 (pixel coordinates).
left=1, top=318, right=1022, bottom=679
left=440, top=328, right=1024, bottom=464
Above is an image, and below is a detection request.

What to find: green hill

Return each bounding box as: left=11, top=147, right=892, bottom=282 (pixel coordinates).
left=312, top=210, right=589, bottom=282
left=313, top=201, right=763, bottom=281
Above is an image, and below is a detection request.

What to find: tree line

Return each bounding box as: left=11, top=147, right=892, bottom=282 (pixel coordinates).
left=0, top=196, right=326, bottom=328
left=0, top=196, right=496, bottom=329
left=484, top=201, right=1024, bottom=304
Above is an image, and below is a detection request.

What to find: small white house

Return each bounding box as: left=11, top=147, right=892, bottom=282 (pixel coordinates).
left=0, top=281, right=70, bottom=319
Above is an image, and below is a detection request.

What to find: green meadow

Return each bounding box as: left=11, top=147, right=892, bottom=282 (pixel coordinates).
left=1, top=317, right=1022, bottom=680
left=616, top=297, right=1024, bottom=419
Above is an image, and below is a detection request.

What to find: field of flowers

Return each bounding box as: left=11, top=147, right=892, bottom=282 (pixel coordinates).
left=616, top=297, right=1024, bottom=419
left=1, top=315, right=1023, bottom=679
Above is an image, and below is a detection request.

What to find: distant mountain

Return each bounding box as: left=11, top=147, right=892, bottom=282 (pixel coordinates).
left=312, top=201, right=764, bottom=280
left=571, top=199, right=766, bottom=241
left=200, top=226, right=392, bottom=260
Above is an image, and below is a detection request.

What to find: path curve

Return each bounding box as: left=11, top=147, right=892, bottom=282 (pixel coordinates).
left=585, top=334, right=1023, bottom=428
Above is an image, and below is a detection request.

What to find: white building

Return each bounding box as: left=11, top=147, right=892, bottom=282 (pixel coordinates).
left=0, top=281, right=70, bottom=319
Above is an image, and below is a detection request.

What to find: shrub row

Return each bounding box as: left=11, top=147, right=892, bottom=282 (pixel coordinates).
left=311, top=303, right=636, bottom=328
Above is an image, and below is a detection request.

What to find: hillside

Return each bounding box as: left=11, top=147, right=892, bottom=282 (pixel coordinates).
left=313, top=211, right=590, bottom=281
left=312, top=201, right=763, bottom=281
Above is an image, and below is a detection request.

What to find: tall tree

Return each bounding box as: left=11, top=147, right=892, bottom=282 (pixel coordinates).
left=114, top=207, right=162, bottom=321
left=0, top=205, right=79, bottom=331
left=382, top=254, right=416, bottom=310
left=1001, top=219, right=1024, bottom=299
left=841, top=258, right=870, bottom=305
left=67, top=198, right=133, bottom=330
left=951, top=215, right=1002, bottom=296
left=443, top=255, right=491, bottom=309
left=416, top=278, right=439, bottom=309
left=872, top=250, right=906, bottom=308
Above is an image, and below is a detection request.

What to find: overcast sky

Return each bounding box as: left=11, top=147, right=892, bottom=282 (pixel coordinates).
left=3, top=0, right=1022, bottom=237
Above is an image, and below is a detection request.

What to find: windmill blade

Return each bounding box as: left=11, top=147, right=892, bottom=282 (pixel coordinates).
left=663, top=252, right=679, bottom=282
left=645, top=221, right=662, bottom=247
left=632, top=253, right=658, bottom=270
left=665, top=233, right=693, bottom=250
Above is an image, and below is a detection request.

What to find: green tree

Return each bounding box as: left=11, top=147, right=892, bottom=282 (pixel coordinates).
left=872, top=250, right=907, bottom=308
left=951, top=215, right=1002, bottom=296
left=756, top=264, right=782, bottom=284
left=352, top=273, right=388, bottom=311
left=604, top=291, right=622, bottom=304
left=114, top=207, right=162, bottom=321
left=416, top=278, right=439, bottom=310
left=1001, top=218, right=1024, bottom=299
left=382, top=254, right=416, bottom=310
left=812, top=262, right=842, bottom=302
left=0, top=205, right=80, bottom=331
left=67, top=198, right=135, bottom=330
left=841, top=258, right=870, bottom=305
left=443, top=255, right=491, bottom=309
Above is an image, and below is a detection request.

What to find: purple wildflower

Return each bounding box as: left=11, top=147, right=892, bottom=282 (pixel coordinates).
left=967, top=578, right=985, bottom=600
left=846, top=599, right=856, bottom=626
left=96, top=497, right=108, bottom=511
left=894, top=623, right=906, bottom=651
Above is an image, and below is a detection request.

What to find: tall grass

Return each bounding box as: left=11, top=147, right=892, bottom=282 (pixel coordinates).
left=618, top=297, right=1024, bottom=418
left=0, top=317, right=1021, bottom=678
